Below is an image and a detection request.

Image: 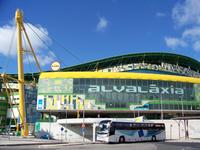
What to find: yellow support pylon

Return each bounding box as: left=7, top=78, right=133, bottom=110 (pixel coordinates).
left=15, top=9, right=28, bottom=136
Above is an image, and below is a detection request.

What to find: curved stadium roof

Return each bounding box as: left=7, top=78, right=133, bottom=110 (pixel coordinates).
left=61, top=52, right=200, bottom=72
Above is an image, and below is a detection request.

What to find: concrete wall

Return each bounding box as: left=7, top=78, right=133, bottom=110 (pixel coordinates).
left=150, top=120, right=185, bottom=139
left=188, top=120, right=200, bottom=139
left=150, top=120, right=200, bottom=139
left=62, top=124, right=93, bottom=142
left=36, top=122, right=93, bottom=142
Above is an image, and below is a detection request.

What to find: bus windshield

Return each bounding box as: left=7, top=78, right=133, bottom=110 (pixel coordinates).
left=97, top=120, right=111, bottom=134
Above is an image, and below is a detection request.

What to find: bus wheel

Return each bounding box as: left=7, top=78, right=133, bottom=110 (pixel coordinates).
left=152, top=135, right=156, bottom=141
left=119, top=136, right=125, bottom=143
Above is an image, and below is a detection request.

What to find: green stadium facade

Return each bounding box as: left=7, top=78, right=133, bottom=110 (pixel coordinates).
left=35, top=52, right=200, bottom=119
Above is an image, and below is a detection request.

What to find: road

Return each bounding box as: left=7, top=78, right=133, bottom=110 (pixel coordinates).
left=1, top=142, right=200, bottom=150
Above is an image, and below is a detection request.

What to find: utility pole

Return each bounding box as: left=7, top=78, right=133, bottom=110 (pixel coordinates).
left=65, top=103, right=68, bottom=142
left=82, top=99, right=85, bottom=143
left=137, top=94, right=140, bottom=117
left=181, top=96, right=184, bottom=117
left=15, top=9, right=28, bottom=136
left=160, top=94, right=163, bottom=120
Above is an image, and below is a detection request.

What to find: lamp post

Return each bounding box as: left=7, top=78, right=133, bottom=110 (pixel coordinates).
left=137, top=94, right=140, bottom=117
left=179, top=96, right=184, bottom=117
left=48, top=109, right=51, bottom=140
left=81, top=97, right=85, bottom=144
left=160, top=94, right=163, bottom=120
left=178, top=121, right=180, bottom=140
left=181, top=96, right=184, bottom=117
left=170, top=124, right=173, bottom=139
left=64, top=103, right=68, bottom=142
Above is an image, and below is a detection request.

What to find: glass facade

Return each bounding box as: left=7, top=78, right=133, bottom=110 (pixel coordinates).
left=0, top=93, right=7, bottom=131
left=25, top=86, right=40, bottom=123
left=37, top=78, right=200, bottom=111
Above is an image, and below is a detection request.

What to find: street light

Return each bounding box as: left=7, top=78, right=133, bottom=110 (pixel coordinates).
left=180, top=96, right=184, bottom=117
left=136, top=94, right=140, bottom=117
left=172, top=120, right=181, bottom=140
left=170, top=124, right=173, bottom=139
left=160, top=94, right=163, bottom=120
left=82, top=98, right=85, bottom=143
left=64, top=102, right=68, bottom=142
left=48, top=109, right=51, bottom=140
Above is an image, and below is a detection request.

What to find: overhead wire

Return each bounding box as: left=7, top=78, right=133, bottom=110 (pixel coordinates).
left=21, top=23, right=42, bottom=72
left=22, top=26, right=38, bottom=84
left=22, top=30, right=33, bottom=73
left=24, top=17, right=82, bottom=65
left=3, top=17, right=83, bottom=74
left=23, top=22, right=67, bottom=68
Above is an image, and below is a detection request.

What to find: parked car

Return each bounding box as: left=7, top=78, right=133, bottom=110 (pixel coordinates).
left=39, top=134, right=54, bottom=140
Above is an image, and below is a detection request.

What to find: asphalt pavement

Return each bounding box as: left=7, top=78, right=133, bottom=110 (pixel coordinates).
left=1, top=142, right=200, bottom=150
left=1, top=135, right=200, bottom=150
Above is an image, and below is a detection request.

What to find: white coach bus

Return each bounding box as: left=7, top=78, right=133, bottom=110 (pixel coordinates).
left=97, top=120, right=165, bottom=143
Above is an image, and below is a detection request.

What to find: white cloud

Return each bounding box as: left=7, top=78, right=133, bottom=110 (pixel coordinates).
left=193, top=41, right=200, bottom=51
left=0, top=22, right=55, bottom=66
left=23, top=23, right=51, bottom=53
left=96, top=17, right=108, bottom=31
left=24, top=51, right=56, bottom=67
left=0, top=25, right=16, bottom=56
left=172, top=0, right=200, bottom=26
left=165, top=0, right=200, bottom=52
left=156, top=12, right=166, bottom=17
left=182, top=27, right=200, bottom=40
left=165, top=37, right=187, bottom=49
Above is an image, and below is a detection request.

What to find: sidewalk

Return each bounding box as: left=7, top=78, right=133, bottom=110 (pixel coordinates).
left=166, top=139, right=200, bottom=143
left=0, top=135, right=85, bottom=146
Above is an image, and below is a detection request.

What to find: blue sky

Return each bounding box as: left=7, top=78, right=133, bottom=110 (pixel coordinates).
left=0, top=0, right=200, bottom=73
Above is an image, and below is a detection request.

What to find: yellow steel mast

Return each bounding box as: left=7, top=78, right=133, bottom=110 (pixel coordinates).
left=15, top=9, right=28, bottom=136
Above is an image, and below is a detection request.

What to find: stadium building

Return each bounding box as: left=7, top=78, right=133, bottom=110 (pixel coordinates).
left=36, top=52, right=200, bottom=119
left=0, top=92, right=8, bottom=132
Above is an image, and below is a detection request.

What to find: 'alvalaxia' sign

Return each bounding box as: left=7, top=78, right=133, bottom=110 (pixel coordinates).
left=88, top=84, right=184, bottom=95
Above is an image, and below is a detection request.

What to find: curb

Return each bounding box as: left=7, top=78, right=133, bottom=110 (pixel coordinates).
left=165, top=139, right=200, bottom=143
left=0, top=142, right=97, bottom=147
left=0, top=142, right=67, bottom=147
